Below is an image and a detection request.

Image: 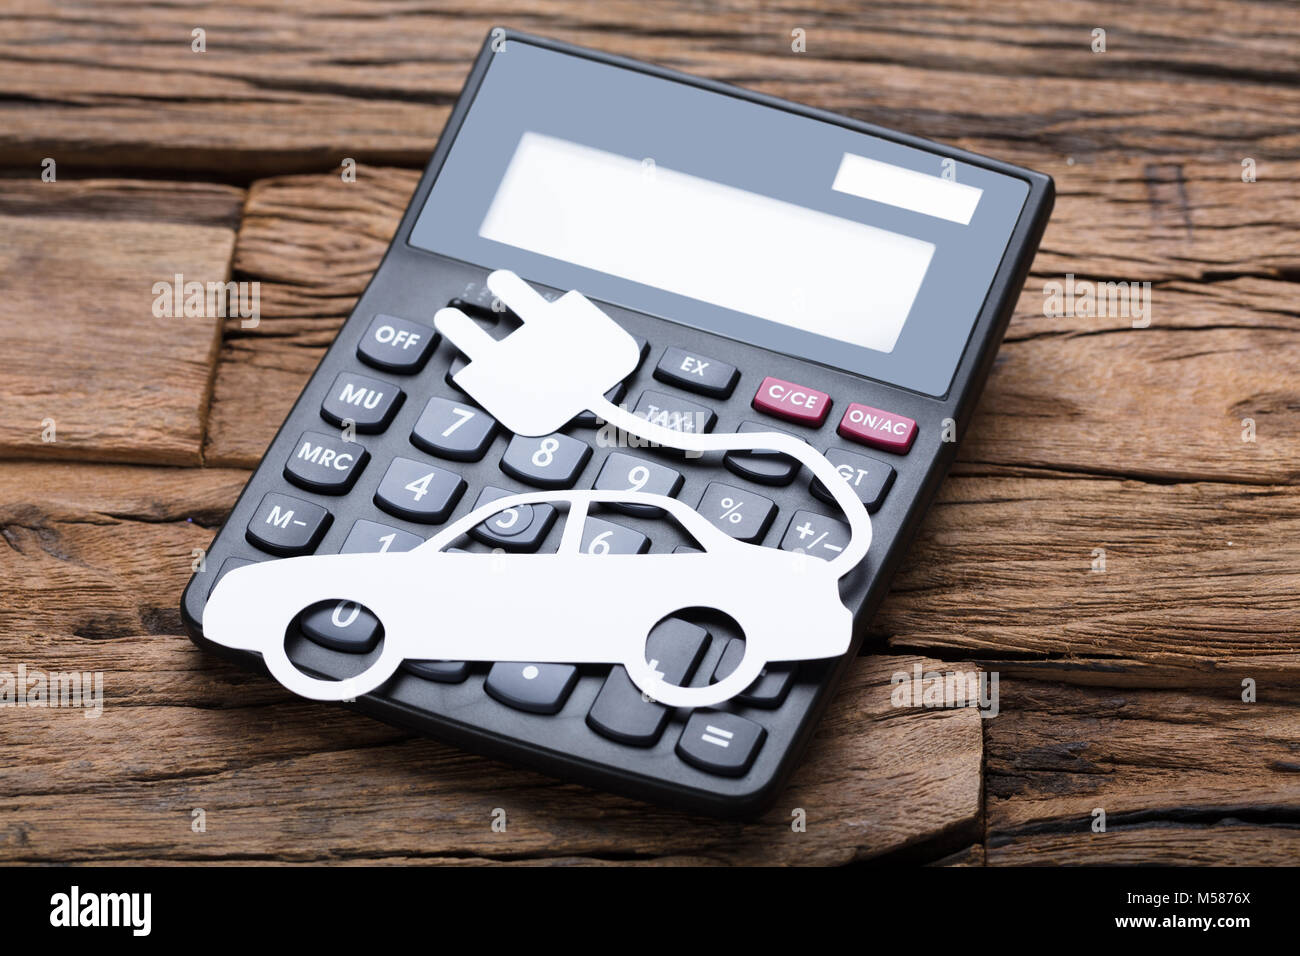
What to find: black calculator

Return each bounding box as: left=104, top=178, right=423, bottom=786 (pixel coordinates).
left=181, top=29, right=1053, bottom=817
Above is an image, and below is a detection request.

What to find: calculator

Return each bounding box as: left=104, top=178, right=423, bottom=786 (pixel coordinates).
left=181, top=28, right=1053, bottom=817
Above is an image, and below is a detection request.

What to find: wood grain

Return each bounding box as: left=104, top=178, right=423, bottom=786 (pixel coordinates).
left=3, top=1, right=1298, bottom=177
left=984, top=677, right=1300, bottom=865
left=0, top=179, right=243, bottom=466
left=0, top=459, right=981, bottom=864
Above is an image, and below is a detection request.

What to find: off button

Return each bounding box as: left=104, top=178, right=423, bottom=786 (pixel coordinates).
left=357, top=313, right=438, bottom=374
left=752, top=376, right=830, bottom=427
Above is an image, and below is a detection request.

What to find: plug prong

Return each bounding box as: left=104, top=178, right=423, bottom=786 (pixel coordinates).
left=486, top=269, right=551, bottom=322
left=434, top=306, right=496, bottom=362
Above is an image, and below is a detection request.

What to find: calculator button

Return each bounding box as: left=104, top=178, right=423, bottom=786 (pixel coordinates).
left=676, top=711, right=766, bottom=777
left=374, top=457, right=466, bottom=524
left=467, top=486, right=557, bottom=552
left=402, top=659, right=470, bottom=683
left=485, top=662, right=578, bottom=715
left=357, top=314, right=437, bottom=374
left=207, top=556, right=256, bottom=598
left=779, top=510, right=851, bottom=561
left=410, top=396, right=498, bottom=462
left=338, top=519, right=424, bottom=554
left=710, top=638, right=795, bottom=708
left=569, top=382, right=626, bottom=428
left=752, top=376, right=831, bottom=426
left=246, top=492, right=331, bottom=556
left=300, top=600, right=381, bottom=654
left=500, top=433, right=591, bottom=489
left=632, top=389, right=716, bottom=436
left=319, top=371, right=404, bottom=434
left=653, top=347, right=739, bottom=398
left=592, top=453, right=683, bottom=517
left=697, top=482, right=776, bottom=543
left=587, top=618, right=711, bottom=746
left=722, top=421, right=800, bottom=486
left=838, top=402, right=918, bottom=454
left=810, top=448, right=896, bottom=513
left=284, top=431, right=369, bottom=494
left=579, top=516, right=650, bottom=555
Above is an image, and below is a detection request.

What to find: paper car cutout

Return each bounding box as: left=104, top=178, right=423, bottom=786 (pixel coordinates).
left=204, top=270, right=872, bottom=708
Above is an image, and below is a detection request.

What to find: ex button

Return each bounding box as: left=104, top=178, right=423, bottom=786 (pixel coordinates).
left=752, top=376, right=830, bottom=427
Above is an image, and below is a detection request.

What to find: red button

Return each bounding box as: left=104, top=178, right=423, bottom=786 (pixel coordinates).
left=838, top=403, right=917, bottom=453
left=752, top=377, right=831, bottom=426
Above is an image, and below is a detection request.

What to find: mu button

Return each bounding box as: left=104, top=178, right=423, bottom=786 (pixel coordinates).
left=284, top=430, right=369, bottom=494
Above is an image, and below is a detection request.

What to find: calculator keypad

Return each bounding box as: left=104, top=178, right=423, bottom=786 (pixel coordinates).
left=196, top=283, right=931, bottom=805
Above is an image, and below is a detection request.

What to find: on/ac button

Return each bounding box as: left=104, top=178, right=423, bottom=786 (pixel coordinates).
left=838, top=402, right=917, bottom=454
left=752, top=376, right=831, bottom=426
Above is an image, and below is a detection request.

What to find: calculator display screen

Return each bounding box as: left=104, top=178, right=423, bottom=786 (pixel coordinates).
left=480, top=132, right=934, bottom=355
left=409, top=41, right=1030, bottom=396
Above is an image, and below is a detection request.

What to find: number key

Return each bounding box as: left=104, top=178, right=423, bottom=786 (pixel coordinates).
left=374, top=457, right=466, bottom=524
left=580, top=516, right=649, bottom=555
left=592, top=452, right=683, bottom=517
left=500, top=433, right=591, bottom=489
left=411, top=396, right=498, bottom=462
left=339, top=518, right=424, bottom=554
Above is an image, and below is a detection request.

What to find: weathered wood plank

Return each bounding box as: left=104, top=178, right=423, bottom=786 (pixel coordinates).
left=3, top=1, right=1298, bottom=177
left=984, top=678, right=1300, bottom=865
left=876, top=475, right=1300, bottom=682
left=0, top=180, right=243, bottom=466
left=0, top=462, right=982, bottom=863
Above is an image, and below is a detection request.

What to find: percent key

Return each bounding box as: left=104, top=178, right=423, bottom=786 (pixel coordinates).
left=697, top=482, right=776, bottom=544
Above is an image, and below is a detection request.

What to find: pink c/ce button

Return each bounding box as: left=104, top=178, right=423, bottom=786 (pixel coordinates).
left=838, top=402, right=917, bottom=454
left=753, top=376, right=831, bottom=426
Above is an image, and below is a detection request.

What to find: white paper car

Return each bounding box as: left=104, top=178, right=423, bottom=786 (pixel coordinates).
left=204, top=488, right=854, bottom=708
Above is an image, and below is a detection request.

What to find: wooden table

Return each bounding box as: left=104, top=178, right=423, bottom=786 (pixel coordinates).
left=2, top=0, right=1297, bottom=865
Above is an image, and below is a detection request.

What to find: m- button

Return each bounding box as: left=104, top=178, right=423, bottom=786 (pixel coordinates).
left=752, top=376, right=830, bottom=427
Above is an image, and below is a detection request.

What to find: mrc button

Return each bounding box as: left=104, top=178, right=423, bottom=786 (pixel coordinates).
left=357, top=314, right=438, bottom=373
left=284, top=430, right=369, bottom=494
left=838, top=403, right=918, bottom=454
left=752, top=376, right=830, bottom=426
